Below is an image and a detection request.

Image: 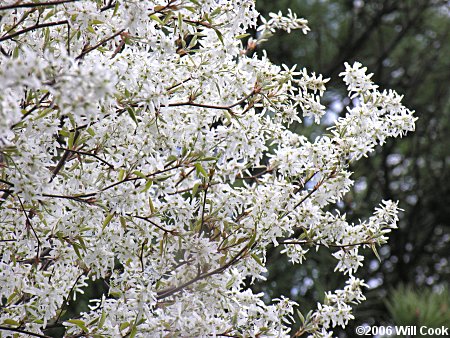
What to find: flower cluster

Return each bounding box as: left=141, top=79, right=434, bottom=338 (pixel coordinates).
left=0, top=1, right=415, bottom=337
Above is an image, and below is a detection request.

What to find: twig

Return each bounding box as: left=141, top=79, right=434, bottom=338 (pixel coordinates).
left=75, top=29, right=124, bottom=60
left=41, top=193, right=96, bottom=204
left=17, top=195, right=41, bottom=262
left=54, top=271, right=87, bottom=324
left=100, top=0, right=116, bottom=12
left=0, top=0, right=79, bottom=11
left=0, top=326, right=51, bottom=338
left=0, top=20, right=68, bottom=43
left=49, top=131, right=79, bottom=182
left=167, top=89, right=257, bottom=113
left=110, top=31, right=129, bottom=59
left=156, top=236, right=252, bottom=300
left=279, top=239, right=375, bottom=249
left=128, top=214, right=175, bottom=234
left=56, top=147, right=115, bottom=169
left=0, top=178, right=13, bottom=186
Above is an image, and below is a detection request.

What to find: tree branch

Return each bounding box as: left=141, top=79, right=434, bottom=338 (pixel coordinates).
left=0, top=0, right=80, bottom=11
left=0, top=326, right=51, bottom=338
left=75, top=29, right=124, bottom=60
left=156, top=236, right=253, bottom=300
left=0, top=20, right=68, bottom=43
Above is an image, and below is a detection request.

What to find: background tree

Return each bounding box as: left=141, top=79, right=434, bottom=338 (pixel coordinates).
left=253, top=0, right=450, bottom=334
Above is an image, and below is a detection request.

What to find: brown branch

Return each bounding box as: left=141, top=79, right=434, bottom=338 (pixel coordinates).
left=127, top=214, right=175, bottom=234
left=11, top=92, right=51, bottom=129
left=148, top=0, right=179, bottom=17
left=166, top=77, right=192, bottom=92
left=199, top=181, right=210, bottom=235
left=279, top=238, right=376, bottom=249
left=41, top=193, right=96, bottom=204
left=156, top=236, right=252, bottom=300
left=166, top=89, right=257, bottom=113
left=54, top=271, right=88, bottom=324
left=0, top=178, right=13, bottom=186
left=0, top=326, right=51, bottom=338
left=174, top=167, right=195, bottom=187
left=110, top=31, right=129, bottom=59
left=100, top=163, right=181, bottom=192
left=17, top=195, right=41, bottom=261
left=56, top=147, right=115, bottom=169
left=75, top=29, right=124, bottom=60
left=1, top=9, right=32, bottom=37
left=100, top=0, right=116, bottom=12
left=49, top=131, right=79, bottom=182
left=41, top=162, right=184, bottom=203
left=0, top=20, right=68, bottom=43
left=0, top=0, right=79, bottom=11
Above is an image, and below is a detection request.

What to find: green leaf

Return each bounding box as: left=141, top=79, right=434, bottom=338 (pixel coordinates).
left=178, top=13, right=183, bottom=31
left=148, top=197, right=156, bottom=214
left=235, top=33, right=251, bottom=39
left=68, top=131, right=76, bottom=148
left=119, top=216, right=127, bottom=229
left=2, top=319, right=20, bottom=326
left=72, top=243, right=83, bottom=260
left=129, top=324, right=138, bottom=338
left=119, top=321, right=130, bottom=331
left=149, top=14, right=164, bottom=25
left=118, top=169, right=126, bottom=181
left=251, top=253, right=263, bottom=266
left=127, top=107, right=138, bottom=126
left=371, top=243, right=381, bottom=262
left=98, top=310, right=107, bottom=329
left=87, top=127, right=95, bottom=136
left=102, top=212, right=115, bottom=230
left=296, top=309, right=305, bottom=324
left=195, top=163, right=208, bottom=178
left=12, top=47, right=19, bottom=58
left=213, top=28, right=224, bottom=45
left=192, top=182, right=201, bottom=197
left=141, top=179, right=153, bottom=192
left=248, top=230, right=257, bottom=248
left=67, top=319, right=89, bottom=333
left=132, top=170, right=148, bottom=179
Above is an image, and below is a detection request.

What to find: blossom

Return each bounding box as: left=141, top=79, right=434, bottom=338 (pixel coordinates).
left=0, top=1, right=415, bottom=337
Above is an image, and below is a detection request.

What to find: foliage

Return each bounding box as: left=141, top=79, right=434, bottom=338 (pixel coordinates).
left=253, top=0, right=449, bottom=333
left=0, top=1, right=416, bottom=337
left=385, top=285, right=450, bottom=329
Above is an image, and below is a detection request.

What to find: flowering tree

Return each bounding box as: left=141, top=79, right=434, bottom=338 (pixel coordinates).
left=0, top=1, right=416, bottom=337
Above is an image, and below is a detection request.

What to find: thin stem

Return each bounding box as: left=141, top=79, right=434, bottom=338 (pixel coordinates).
left=56, top=147, right=115, bottom=169
left=0, top=326, right=51, bottom=338
left=279, top=239, right=375, bottom=249
left=54, top=271, right=87, bottom=324
left=0, top=20, right=68, bottom=43
left=166, top=89, right=257, bottom=113
left=17, top=195, right=41, bottom=261
left=0, top=0, right=80, bottom=11
left=50, top=131, right=79, bottom=182
left=100, top=163, right=181, bottom=192
left=0, top=178, right=13, bottom=186
left=128, top=214, right=175, bottom=234
left=100, top=0, right=116, bottom=12
left=75, top=29, right=124, bottom=60
left=41, top=193, right=96, bottom=204
left=166, top=77, right=192, bottom=92
left=12, top=92, right=51, bottom=129
left=156, top=235, right=252, bottom=300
